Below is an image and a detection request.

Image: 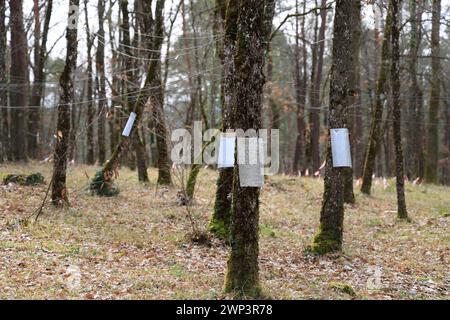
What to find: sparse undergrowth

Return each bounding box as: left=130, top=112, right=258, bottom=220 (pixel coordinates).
left=0, top=163, right=448, bottom=300
left=89, top=170, right=120, bottom=197
left=2, top=172, right=45, bottom=186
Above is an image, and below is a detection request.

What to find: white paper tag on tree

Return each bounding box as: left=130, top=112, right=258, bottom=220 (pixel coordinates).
left=122, top=112, right=137, bottom=137
left=238, top=137, right=265, bottom=187
left=217, top=133, right=236, bottom=168
left=330, top=128, right=352, bottom=167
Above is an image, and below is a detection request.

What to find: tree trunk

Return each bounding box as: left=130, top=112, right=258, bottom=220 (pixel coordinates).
left=343, top=0, right=361, bottom=204
left=390, top=0, right=408, bottom=219
left=181, top=0, right=196, bottom=128
left=443, top=86, right=450, bottom=185
left=83, top=0, right=95, bottom=165
left=425, top=0, right=441, bottom=183
left=96, top=0, right=107, bottom=164
left=308, top=0, right=327, bottom=174
left=121, top=0, right=149, bottom=183
left=90, top=0, right=168, bottom=195
left=267, top=50, right=280, bottom=135
left=0, top=0, right=7, bottom=162
left=361, top=3, right=393, bottom=195
left=292, top=0, right=307, bottom=175
left=51, top=0, right=79, bottom=205
left=107, top=0, right=121, bottom=153
left=405, top=0, right=424, bottom=179
left=133, top=130, right=149, bottom=182
left=210, top=0, right=238, bottom=238
left=150, top=0, right=171, bottom=186
left=27, top=0, right=52, bottom=159
left=352, top=0, right=363, bottom=178
left=68, top=80, right=81, bottom=161
left=224, top=0, right=275, bottom=297
left=9, top=0, right=28, bottom=162
left=121, top=0, right=137, bottom=172
left=310, top=0, right=354, bottom=254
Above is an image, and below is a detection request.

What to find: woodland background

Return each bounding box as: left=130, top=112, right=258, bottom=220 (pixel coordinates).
left=0, top=0, right=448, bottom=300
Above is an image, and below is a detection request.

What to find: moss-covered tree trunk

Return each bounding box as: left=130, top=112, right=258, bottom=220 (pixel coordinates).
left=224, top=0, right=275, bottom=297
left=51, top=0, right=79, bottom=206
left=390, top=0, right=408, bottom=220
left=425, top=0, right=441, bottom=183
left=210, top=0, right=238, bottom=238
left=310, top=0, right=354, bottom=254
left=361, top=3, right=393, bottom=195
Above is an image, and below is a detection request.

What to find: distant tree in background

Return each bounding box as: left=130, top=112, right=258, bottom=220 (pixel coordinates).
left=51, top=0, right=80, bottom=205
left=96, top=0, right=107, bottom=164
left=390, top=0, right=408, bottom=220
left=361, top=1, right=393, bottom=195
left=9, top=0, right=28, bottom=162
left=27, top=0, right=53, bottom=159
left=0, top=0, right=8, bottom=162
left=83, top=0, right=95, bottom=165
left=426, top=0, right=441, bottom=183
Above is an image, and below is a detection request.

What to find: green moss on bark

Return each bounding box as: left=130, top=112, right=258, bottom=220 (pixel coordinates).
left=209, top=168, right=233, bottom=239
left=89, top=170, right=119, bottom=197
left=186, top=164, right=201, bottom=200
left=208, top=217, right=229, bottom=239
left=309, top=226, right=342, bottom=255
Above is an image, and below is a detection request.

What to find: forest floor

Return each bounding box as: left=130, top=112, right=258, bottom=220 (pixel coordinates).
left=0, top=163, right=448, bottom=300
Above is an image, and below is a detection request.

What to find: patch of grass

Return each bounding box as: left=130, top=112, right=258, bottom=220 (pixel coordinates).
left=259, top=224, right=276, bottom=238
left=328, top=282, right=356, bottom=297
left=433, top=205, right=450, bottom=217
left=170, top=263, right=184, bottom=278
left=366, top=218, right=383, bottom=228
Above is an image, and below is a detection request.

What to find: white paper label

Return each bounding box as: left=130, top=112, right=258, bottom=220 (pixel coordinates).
left=238, top=137, right=264, bottom=187
left=217, top=133, right=236, bottom=168
left=330, top=128, right=352, bottom=168
left=122, top=112, right=137, bottom=137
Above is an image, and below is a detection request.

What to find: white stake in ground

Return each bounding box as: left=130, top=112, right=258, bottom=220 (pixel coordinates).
left=122, top=112, right=137, bottom=137
left=330, top=128, right=352, bottom=167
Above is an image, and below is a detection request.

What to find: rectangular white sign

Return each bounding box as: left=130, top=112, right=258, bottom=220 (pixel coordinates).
left=217, top=133, right=236, bottom=168
left=330, top=128, right=352, bottom=168
left=122, top=112, right=137, bottom=137
left=238, top=137, right=264, bottom=187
